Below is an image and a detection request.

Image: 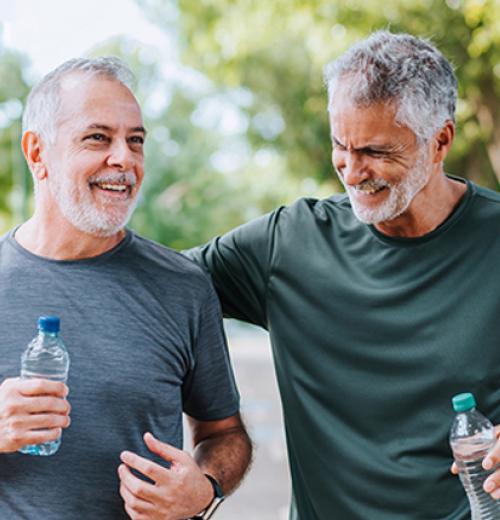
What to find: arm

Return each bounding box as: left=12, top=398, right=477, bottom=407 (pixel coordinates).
left=185, top=210, right=282, bottom=328
left=117, top=271, right=251, bottom=519
left=189, top=413, right=252, bottom=496
left=118, top=413, right=252, bottom=520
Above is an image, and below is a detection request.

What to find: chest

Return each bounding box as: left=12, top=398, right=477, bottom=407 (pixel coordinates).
left=267, top=237, right=500, bottom=417
left=0, top=268, right=195, bottom=423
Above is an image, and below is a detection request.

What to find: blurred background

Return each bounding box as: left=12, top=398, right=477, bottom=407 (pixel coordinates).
left=0, top=0, right=499, bottom=518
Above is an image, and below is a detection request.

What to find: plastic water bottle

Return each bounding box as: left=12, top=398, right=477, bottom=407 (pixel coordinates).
left=19, top=316, right=70, bottom=456
left=449, top=392, right=500, bottom=519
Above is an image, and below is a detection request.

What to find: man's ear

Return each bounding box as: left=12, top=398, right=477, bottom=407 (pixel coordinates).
left=21, top=131, right=48, bottom=180
left=431, top=120, right=455, bottom=164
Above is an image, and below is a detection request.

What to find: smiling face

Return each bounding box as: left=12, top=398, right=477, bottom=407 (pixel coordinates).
left=41, top=73, right=146, bottom=237
left=330, top=88, right=432, bottom=225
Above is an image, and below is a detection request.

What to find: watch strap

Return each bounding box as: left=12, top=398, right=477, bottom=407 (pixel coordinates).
left=191, top=474, right=225, bottom=520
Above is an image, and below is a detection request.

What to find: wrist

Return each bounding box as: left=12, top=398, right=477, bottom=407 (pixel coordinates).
left=192, top=474, right=225, bottom=520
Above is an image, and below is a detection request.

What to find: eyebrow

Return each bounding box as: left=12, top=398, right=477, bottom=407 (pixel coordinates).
left=85, top=123, right=147, bottom=135
left=331, top=135, right=396, bottom=153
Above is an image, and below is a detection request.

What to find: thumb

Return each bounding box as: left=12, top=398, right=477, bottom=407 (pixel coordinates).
left=144, top=432, right=186, bottom=464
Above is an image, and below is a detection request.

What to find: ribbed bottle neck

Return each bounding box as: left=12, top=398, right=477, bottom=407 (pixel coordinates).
left=38, top=330, right=59, bottom=338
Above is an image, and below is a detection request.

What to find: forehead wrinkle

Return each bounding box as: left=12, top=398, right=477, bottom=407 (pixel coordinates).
left=332, top=133, right=405, bottom=153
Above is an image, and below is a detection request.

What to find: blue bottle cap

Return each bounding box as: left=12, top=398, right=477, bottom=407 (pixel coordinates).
left=452, top=392, right=476, bottom=413
left=38, top=316, right=60, bottom=333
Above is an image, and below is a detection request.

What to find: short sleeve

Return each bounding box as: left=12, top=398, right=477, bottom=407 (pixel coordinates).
left=185, top=209, right=282, bottom=328
left=182, top=284, right=240, bottom=421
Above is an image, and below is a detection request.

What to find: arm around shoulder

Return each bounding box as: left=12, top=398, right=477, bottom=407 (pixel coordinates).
left=184, top=210, right=283, bottom=326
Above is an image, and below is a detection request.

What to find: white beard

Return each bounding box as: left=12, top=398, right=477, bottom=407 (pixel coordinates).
left=339, top=149, right=430, bottom=224
left=49, top=171, right=138, bottom=237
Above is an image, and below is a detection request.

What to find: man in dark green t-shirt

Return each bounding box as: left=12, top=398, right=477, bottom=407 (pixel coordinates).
left=187, top=31, right=500, bottom=519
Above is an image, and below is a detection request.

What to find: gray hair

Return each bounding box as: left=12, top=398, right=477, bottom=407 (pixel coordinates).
left=323, top=31, right=457, bottom=142
left=22, top=56, right=135, bottom=145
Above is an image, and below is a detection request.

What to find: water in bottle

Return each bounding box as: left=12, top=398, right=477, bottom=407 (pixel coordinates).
left=449, top=392, right=500, bottom=519
left=19, top=316, right=70, bottom=456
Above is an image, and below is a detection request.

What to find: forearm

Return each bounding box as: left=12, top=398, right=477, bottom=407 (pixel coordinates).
left=192, top=425, right=253, bottom=495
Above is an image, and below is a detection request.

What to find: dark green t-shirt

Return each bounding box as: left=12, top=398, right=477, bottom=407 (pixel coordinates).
left=188, top=177, right=500, bottom=519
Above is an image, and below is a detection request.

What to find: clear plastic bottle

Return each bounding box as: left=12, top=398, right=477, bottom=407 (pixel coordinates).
left=450, top=392, right=500, bottom=519
left=19, top=316, right=70, bottom=456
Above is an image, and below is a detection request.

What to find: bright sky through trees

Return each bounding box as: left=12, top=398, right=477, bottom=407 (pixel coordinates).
left=0, top=0, right=169, bottom=77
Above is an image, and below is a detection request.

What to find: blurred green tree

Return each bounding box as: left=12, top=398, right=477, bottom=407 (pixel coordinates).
left=0, top=27, right=32, bottom=230
left=1, top=1, right=498, bottom=249
left=138, top=0, right=500, bottom=193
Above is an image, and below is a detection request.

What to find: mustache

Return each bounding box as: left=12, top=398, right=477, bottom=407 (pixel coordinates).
left=88, top=171, right=137, bottom=186
left=355, top=179, right=389, bottom=191
left=334, top=166, right=389, bottom=191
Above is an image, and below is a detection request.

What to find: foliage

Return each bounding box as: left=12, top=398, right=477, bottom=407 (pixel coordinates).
left=0, top=32, right=32, bottom=230
left=0, top=2, right=498, bottom=249
left=141, top=0, right=500, bottom=193
left=90, top=36, right=315, bottom=248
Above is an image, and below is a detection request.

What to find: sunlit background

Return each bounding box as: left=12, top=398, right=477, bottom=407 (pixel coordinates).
left=1, top=0, right=499, bottom=518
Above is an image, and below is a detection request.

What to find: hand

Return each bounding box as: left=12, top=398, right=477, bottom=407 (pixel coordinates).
left=451, top=425, right=500, bottom=499
left=0, top=377, right=71, bottom=453
left=118, top=432, right=214, bottom=520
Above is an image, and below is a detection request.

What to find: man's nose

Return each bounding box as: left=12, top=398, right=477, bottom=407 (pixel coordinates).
left=106, top=140, right=135, bottom=171
left=337, top=151, right=370, bottom=186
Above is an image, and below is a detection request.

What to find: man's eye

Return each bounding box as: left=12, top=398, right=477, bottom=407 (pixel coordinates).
left=86, top=133, right=108, bottom=142
left=367, top=150, right=387, bottom=158
left=334, top=143, right=347, bottom=151
left=129, top=135, right=144, bottom=145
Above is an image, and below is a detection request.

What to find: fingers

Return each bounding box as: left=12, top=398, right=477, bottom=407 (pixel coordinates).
left=10, top=427, right=63, bottom=452
left=3, top=413, right=68, bottom=453
left=480, top=430, right=500, bottom=499
left=143, top=432, right=185, bottom=465
left=18, top=379, right=68, bottom=398
left=484, top=470, right=500, bottom=499
left=118, top=463, right=157, bottom=502
left=0, top=377, right=71, bottom=453
left=2, top=396, right=70, bottom=425
left=120, top=451, right=166, bottom=484
left=1, top=378, right=70, bottom=415
left=483, top=434, right=500, bottom=498
left=12, top=412, right=71, bottom=432
left=483, top=440, right=500, bottom=472
left=450, top=462, right=459, bottom=475
left=23, top=395, right=71, bottom=415
left=20, top=427, right=63, bottom=447
left=119, top=437, right=211, bottom=520
left=119, top=478, right=154, bottom=519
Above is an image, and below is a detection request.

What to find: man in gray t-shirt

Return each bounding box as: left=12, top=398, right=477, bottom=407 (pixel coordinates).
left=0, top=57, right=251, bottom=520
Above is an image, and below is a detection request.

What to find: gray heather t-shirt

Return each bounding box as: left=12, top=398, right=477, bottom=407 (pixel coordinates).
left=0, top=229, right=239, bottom=519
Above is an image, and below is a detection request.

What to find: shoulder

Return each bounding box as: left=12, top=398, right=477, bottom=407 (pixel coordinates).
left=0, top=231, right=9, bottom=249
left=276, top=193, right=355, bottom=227
left=219, top=193, right=354, bottom=246
left=469, top=183, right=500, bottom=224
left=122, top=231, right=214, bottom=298
left=473, top=183, right=500, bottom=205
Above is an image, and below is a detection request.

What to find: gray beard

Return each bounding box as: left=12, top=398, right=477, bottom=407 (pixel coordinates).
left=338, top=150, right=430, bottom=224
left=49, top=177, right=138, bottom=237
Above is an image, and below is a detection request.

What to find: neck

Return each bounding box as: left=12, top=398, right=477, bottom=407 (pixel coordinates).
left=15, top=213, right=126, bottom=260
left=373, top=173, right=468, bottom=238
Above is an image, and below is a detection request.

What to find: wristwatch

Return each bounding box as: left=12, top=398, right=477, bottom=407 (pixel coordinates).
left=191, top=474, right=225, bottom=520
